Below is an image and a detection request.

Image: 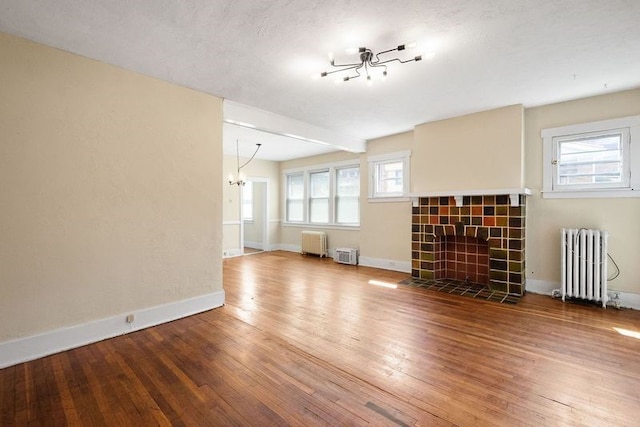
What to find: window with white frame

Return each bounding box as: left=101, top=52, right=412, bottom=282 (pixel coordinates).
left=283, top=161, right=360, bottom=226
left=542, top=116, right=639, bottom=198
left=309, top=170, right=330, bottom=223
left=286, top=172, right=304, bottom=222
left=242, top=181, right=253, bottom=221
left=368, top=150, right=411, bottom=199
left=335, top=166, right=360, bottom=224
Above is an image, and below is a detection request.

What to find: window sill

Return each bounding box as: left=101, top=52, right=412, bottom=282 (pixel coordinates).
left=282, top=222, right=360, bottom=231
left=542, top=188, right=639, bottom=199
left=368, top=196, right=411, bottom=203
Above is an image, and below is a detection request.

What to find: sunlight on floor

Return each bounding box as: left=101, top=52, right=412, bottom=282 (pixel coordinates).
left=613, top=327, right=640, bottom=339
left=368, top=279, right=398, bottom=289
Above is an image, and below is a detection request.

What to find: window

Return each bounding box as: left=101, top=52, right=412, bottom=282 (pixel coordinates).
left=335, top=166, right=360, bottom=224
left=242, top=181, right=253, bottom=221
left=542, top=116, right=639, bottom=198
left=309, top=170, right=330, bottom=223
left=284, top=161, right=360, bottom=226
left=286, top=172, right=304, bottom=222
left=368, top=150, right=411, bottom=199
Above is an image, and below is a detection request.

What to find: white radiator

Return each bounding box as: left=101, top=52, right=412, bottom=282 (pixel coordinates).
left=334, top=248, right=358, bottom=265
left=561, top=228, right=609, bottom=308
left=301, top=231, right=328, bottom=258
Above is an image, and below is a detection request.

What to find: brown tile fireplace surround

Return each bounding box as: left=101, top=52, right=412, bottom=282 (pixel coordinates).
left=411, top=191, right=528, bottom=295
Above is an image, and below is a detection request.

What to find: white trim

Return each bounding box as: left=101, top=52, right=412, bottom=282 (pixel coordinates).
left=367, top=150, right=411, bottom=163
left=526, top=279, right=639, bottom=310
left=223, top=248, right=243, bottom=258
left=282, top=159, right=360, bottom=175
left=0, top=291, right=225, bottom=369
left=368, top=151, right=411, bottom=199
left=367, top=197, right=411, bottom=203
left=409, top=188, right=532, bottom=198
left=541, top=189, right=640, bottom=198
left=542, top=115, right=640, bottom=196
left=243, top=240, right=264, bottom=250
left=274, top=243, right=301, bottom=253
left=281, top=223, right=360, bottom=231
left=358, top=256, right=412, bottom=273
left=223, top=220, right=241, bottom=226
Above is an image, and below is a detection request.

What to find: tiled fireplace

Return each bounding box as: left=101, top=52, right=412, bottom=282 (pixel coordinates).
left=411, top=193, right=527, bottom=295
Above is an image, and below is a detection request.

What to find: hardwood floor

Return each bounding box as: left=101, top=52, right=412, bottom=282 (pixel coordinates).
left=2, top=251, right=640, bottom=426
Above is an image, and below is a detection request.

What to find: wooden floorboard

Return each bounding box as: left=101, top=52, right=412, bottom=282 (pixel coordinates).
left=1, top=250, right=640, bottom=426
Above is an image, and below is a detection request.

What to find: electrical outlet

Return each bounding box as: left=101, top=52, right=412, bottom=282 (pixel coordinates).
left=126, top=314, right=135, bottom=323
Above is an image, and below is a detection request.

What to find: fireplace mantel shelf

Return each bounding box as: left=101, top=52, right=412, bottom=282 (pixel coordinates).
left=410, top=188, right=531, bottom=207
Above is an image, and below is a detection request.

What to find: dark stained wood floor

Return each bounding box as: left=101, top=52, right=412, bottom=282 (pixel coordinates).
left=2, top=251, right=640, bottom=426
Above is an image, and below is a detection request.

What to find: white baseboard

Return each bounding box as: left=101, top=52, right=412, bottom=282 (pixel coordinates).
left=244, top=241, right=264, bottom=250
left=274, top=243, right=301, bottom=253
left=526, top=279, right=639, bottom=310
left=359, top=256, right=411, bottom=273
left=223, top=248, right=243, bottom=258
left=0, top=290, right=225, bottom=369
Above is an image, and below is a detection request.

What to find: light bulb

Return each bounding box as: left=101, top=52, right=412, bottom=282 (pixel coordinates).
left=366, top=75, right=373, bottom=87
left=228, top=173, right=234, bottom=183
left=345, top=47, right=358, bottom=55
left=406, top=42, right=417, bottom=49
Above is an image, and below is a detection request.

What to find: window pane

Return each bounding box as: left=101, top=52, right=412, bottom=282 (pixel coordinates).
left=336, top=197, right=359, bottom=223
left=337, top=167, right=360, bottom=196
left=287, top=200, right=303, bottom=222
left=376, top=161, right=404, bottom=194
left=308, top=171, right=329, bottom=223
left=286, top=173, right=304, bottom=222
left=242, top=181, right=253, bottom=220
left=309, top=198, right=329, bottom=223
left=310, top=171, right=329, bottom=197
left=557, top=132, right=623, bottom=186
left=336, top=166, right=360, bottom=224
left=287, top=173, right=304, bottom=198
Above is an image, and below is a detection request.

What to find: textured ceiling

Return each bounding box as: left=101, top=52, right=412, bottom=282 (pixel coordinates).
left=1, top=0, right=639, bottom=160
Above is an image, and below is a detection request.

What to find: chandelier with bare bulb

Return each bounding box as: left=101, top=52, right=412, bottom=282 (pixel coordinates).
left=318, top=43, right=423, bottom=84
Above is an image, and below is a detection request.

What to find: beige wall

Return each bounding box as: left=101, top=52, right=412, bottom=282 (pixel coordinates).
left=524, top=89, right=640, bottom=294
left=0, top=33, right=223, bottom=342
left=222, top=156, right=280, bottom=254
left=280, top=151, right=361, bottom=253
left=360, top=132, right=413, bottom=263
left=413, top=105, right=524, bottom=192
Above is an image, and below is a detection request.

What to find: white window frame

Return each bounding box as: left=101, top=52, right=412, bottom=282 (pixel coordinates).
left=285, top=172, right=305, bottom=223
left=283, top=160, right=360, bottom=228
left=368, top=150, right=411, bottom=200
left=334, top=165, right=360, bottom=225
left=542, top=116, right=640, bottom=198
left=308, top=168, right=331, bottom=224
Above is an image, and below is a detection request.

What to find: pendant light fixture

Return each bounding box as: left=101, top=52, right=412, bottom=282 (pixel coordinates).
left=228, top=140, right=261, bottom=186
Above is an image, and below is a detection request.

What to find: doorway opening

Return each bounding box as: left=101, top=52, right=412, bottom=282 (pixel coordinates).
left=242, top=178, right=268, bottom=255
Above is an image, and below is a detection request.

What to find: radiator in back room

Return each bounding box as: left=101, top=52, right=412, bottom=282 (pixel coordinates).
left=561, top=228, right=609, bottom=308
left=301, top=231, right=328, bottom=258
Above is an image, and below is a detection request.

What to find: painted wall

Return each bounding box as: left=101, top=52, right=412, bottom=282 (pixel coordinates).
left=0, top=33, right=223, bottom=342
left=524, top=89, right=640, bottom=295
left=222, top=156, right=280, bottom=255
left=244, top=181, right=266, bottom=248
left=280, top=151, right=361, bottom=254
left=413, top=105, right=525, bottom=192
left=359, top=132, right=413, bottom=267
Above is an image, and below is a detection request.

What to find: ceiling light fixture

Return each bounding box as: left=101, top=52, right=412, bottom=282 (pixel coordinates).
left=319, top=44, right=422, bottom=83
left=228, top=139, right=261, bottom=186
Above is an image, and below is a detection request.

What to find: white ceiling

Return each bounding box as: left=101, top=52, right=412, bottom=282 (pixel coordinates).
left=1, top=1, right=639, bottom=161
